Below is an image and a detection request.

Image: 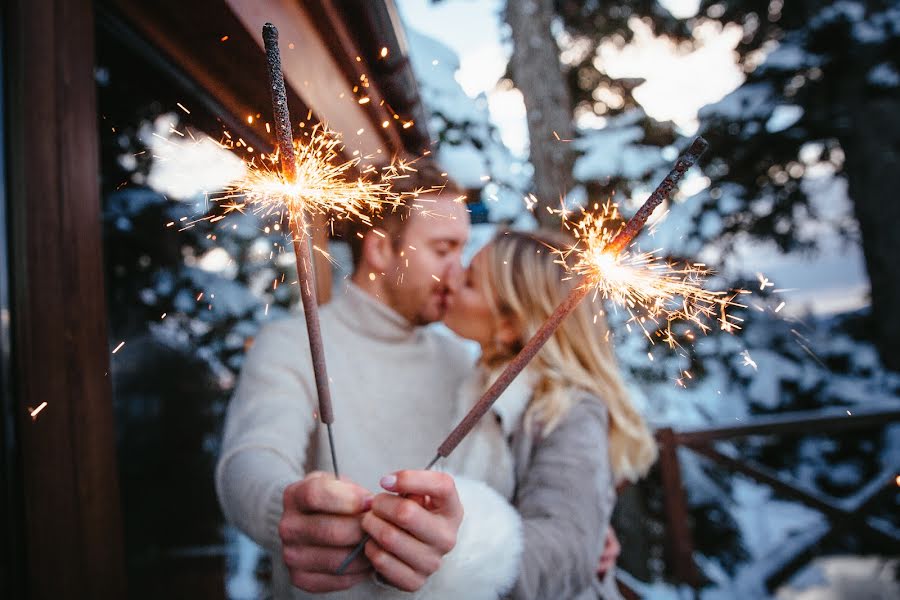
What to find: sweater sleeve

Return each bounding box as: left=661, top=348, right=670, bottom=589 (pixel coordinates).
left=215, top=320, right=317, bottom=553
left=506, top=399, right=616, bottom=600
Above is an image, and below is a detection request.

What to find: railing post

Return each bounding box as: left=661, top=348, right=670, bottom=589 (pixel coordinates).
left=657, top=427, right=701, bottom=587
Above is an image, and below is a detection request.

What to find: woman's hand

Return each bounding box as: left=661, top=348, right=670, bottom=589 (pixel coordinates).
left=362, top=470, right=464, bottom=591
left=598, top=526, right=621, bottom=577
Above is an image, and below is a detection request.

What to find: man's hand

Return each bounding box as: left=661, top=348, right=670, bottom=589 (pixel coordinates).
left=597, top=526, right=621, bottom=577
left=362, top=470, right=464, bottom=592
left=279, top=471, right=374, bottom=593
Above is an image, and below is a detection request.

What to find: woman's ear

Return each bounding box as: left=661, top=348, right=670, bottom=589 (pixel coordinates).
left=361, top=228, right=394, bottom=272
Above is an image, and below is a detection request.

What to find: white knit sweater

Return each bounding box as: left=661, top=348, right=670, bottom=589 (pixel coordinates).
left=216, top=283, right=524, bottom=599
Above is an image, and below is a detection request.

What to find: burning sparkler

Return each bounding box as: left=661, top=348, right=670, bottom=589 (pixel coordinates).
left=259, top=23, right=344, bottom=478
left=248, top=23, right=425, bottom=478
left=338, top=136, right=722, bottom=574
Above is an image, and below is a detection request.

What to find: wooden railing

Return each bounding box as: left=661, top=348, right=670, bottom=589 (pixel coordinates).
left=651, top=405, right=900, bottom=593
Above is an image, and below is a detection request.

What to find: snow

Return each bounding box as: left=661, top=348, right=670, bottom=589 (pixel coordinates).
left=777, top=556, right=900, bottom=600
left=223, top=526, right=266, bottom=600
left=436, top=141, right=490, bottom=188
left=405, top=26, right=530, bottom=217
left=810, top=2, right=900, bottom=44
left=699, top=82, right=775, bottom=121
left=730, top=476, right=825, bottom=565
left=573, top=111, right=666, bottom=182
left=406, top=29, right=481, bottom=127
left=760, top=43, right=821, bottom=72
left=766, top=106, right=804, bottom=133
left=868, top=62, right=900, bottom=87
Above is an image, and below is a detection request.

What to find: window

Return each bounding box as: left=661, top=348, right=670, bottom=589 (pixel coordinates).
left=96, top=16, right=299, bottom=598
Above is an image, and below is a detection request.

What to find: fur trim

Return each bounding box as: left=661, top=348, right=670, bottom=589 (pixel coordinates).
left=414, top=476, right=523, bottom=599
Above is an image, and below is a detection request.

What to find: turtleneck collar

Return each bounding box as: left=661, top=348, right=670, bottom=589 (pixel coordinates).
left=329, top=281, right=419, bottom=343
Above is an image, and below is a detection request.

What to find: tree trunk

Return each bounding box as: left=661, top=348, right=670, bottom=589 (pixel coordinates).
left=842, top=94, right=900, bottom=372
left=505, top=0, right=575, bottom=226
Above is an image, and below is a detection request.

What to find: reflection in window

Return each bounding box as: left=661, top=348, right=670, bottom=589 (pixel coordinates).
left=97, top=20, right=299, bottom=599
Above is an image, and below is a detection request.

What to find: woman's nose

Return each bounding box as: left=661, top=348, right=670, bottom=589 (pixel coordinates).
left=444, top=260, right=464, bottom=291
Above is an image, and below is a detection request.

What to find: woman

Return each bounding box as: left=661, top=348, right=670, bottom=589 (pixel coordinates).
left=443, top=229, right=658, bottom=599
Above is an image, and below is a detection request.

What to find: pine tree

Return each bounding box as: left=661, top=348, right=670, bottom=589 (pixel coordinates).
left=694, top=0, right=900, bottom=371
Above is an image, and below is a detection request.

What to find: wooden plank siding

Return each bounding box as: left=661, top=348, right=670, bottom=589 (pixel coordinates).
left=5, top=0, right=127, bottom=597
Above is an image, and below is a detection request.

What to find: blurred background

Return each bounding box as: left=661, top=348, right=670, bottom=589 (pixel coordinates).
left=4, top=1, right=897, bottom=599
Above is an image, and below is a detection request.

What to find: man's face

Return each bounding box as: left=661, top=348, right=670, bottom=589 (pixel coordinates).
left=382, top=195, right=470, bottom=325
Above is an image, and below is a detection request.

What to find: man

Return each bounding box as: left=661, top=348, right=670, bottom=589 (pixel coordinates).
left=216, top=166, right=523, bottom=599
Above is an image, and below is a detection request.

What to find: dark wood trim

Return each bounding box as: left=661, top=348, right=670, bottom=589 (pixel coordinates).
left=0, top=4, right=27, bottom=597
left=671, top=405, right=900, bottom=446
left=6, top=0, right=126, bottom=597
left=301, top=0, right=410, bottom=154
left=656, top=428, right=701, bottom=587
left=104, top=0, right=307, bottom=155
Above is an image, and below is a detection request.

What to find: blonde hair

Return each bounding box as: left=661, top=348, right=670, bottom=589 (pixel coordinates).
left=478, top=230, right=657, bottom=483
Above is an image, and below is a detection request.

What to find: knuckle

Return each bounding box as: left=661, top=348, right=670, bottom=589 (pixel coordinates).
left=423, top=554, right=442, bottom=575
left=439, top=529, right=457, bottom=554
left=290, top=571, right=309, bottom=590
left=394, top=500, right=418, bottom=528
left=435, top=473, right=455, bottom=497
left=379, top=526, right=400, bottom=550
left=365, top=542, right=387, bottom=567
left=399, top=574, right=426, bottom=593
left=277, top=520, right=291, bottom=543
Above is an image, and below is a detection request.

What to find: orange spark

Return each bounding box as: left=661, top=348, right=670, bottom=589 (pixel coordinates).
left=29, top=402, right=48, bottom=420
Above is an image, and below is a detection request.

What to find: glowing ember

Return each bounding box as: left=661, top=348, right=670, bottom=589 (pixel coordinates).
left=29, top=402, right=48, bottom=420
left=554, top=201, right=744, bottom=346
left=213, top=124, right=424, bottom=231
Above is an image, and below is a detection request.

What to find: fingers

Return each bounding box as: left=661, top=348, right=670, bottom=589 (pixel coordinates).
left=279, top=512, right=365, bottom=547
left=364, top=540, right=428, bottom=593
left=380, top=471, right=462, bottom=519
left=278, top=473, right=376, bottom=593
left=598, top=527, right=621, bottom=576
left=362, top=510, right=443, bottom=576
left=286, top=570, right=370, bottom=594
left=368, top=493, right=456, bottom=554
left=285, top=473, right=373, bottom=516
left=283, top=544, right=372, bottom=575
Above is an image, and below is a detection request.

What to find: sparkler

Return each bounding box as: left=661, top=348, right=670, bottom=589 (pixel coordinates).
left=338, top=136, right=718, bottom=574
left=257, top=23, right=373, bottom=477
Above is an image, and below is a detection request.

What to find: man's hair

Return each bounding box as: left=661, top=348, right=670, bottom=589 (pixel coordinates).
left=345, top=161, right=465, bottom=269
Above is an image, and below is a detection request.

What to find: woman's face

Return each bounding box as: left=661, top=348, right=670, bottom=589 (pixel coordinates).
left=443, top=248, right=497, bottom=349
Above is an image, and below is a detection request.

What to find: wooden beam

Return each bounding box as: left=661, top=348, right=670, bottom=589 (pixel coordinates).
left=656, top=428, right=701, bottom=587
left=6, top=0, right=127, bottom=597
left=226, top=0, right=406, bottom=161
left=671, top=405, right=900, bottom=447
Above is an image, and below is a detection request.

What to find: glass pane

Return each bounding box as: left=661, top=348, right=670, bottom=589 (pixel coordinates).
left=0, top=14, right=25, bottom=597
left=96, top=19, right=298, bottom=599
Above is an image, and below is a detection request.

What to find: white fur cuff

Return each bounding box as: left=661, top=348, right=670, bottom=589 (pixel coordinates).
left=416, top=476, right=523, bottom=600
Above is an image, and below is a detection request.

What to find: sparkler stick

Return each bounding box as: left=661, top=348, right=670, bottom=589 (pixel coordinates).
left=605, top=137, right=708, bottom=255
left=337, top=137, right=710, bottom=575
left=263, top=23, right=339, bottom=477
